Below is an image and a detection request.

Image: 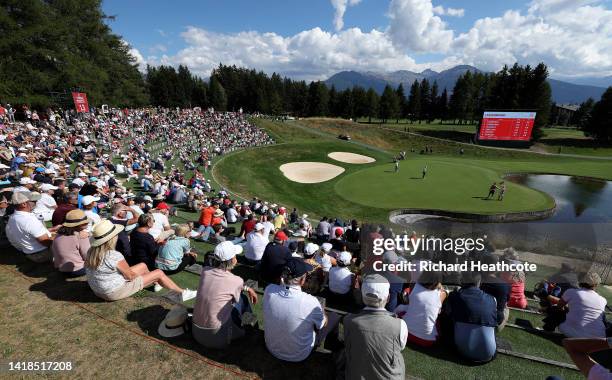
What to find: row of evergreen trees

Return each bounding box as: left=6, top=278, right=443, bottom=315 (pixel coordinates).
left=2, top=2, right=609, bottom=142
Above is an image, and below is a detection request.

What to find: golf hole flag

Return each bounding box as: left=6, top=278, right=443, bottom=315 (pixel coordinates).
left=478, top=111, right=536, bottom=141
left=71, top=92, right=90, bottom=113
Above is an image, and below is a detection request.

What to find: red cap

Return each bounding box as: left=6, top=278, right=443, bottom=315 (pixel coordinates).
left=274, top=231, right=288, bottom=241
left=335, top=228, right=343, bottom=237
left=156, top=202, right=169, bottom=210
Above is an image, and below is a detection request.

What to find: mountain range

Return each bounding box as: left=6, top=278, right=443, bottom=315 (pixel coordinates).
left=324, top=65, right=608, bottom=104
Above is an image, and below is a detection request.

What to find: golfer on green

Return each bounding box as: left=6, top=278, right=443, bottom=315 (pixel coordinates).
left=422, top=165, right=428, bottom=179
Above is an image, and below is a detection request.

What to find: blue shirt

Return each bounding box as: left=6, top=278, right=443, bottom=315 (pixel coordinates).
left=448, top=286, right=498, bottom=327
left=155, top=236, right=191, bottom=271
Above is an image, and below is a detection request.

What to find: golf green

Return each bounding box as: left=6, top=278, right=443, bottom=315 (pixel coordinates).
left=334, top=159, right=554, bottom=214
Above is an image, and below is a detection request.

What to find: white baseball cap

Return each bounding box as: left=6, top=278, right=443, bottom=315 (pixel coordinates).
left=82, top=195, right=100, bottom=206
left=338, top=251, right=352, bottom=265
left=72, top=178, right=85, bottom=187
left=19, top=177, right=36, bottom=185
left=361, top=274, right=390, bottom=302
left=321, top=242, right=332, bottom=253
left=40, top=183, right=58, bottom=192
left=304, top=243, right=319, bottom=256
left=213, top=241, right=243, bottom=261
left=254, top=223, right=264, bottom=231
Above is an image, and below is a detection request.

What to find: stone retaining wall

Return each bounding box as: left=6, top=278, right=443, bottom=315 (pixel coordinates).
left=389, top=205, right=556, bottom=223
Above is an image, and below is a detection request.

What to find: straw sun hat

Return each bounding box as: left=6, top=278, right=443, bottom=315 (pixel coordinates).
left=90, top=219, right=124, bottom=247
left=62, top=209, right=90, bottom=228
left=158, top=305, right=189, bottom=338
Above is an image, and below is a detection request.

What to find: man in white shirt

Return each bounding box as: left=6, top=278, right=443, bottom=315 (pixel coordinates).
left=226, top=205, right=239, bottom=224
left=244, top=223, right=269, bottom=264
left=33, top=183, right=58, bottom=222
left=149, top=202, right=174, bottom=242
left=263, top=258, right=340, bottom=362
left=82, top=195, right=101, bottom=232
left=328, top=251, right=354, bottom=295
left=6, top=192, right=54, bottom=263
left=14, top=177, right=36, bottom=193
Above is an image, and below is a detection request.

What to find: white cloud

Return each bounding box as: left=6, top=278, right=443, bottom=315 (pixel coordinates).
left=387, top=0, right=454, bottom=52
left=432, top=6, right=465, bottom=17
left=140, top=0, right=612, bottom=80
left=149, top=44, right=168, bottom=54
left=450, top=1, right=612, bottom=76
left=123, top=40, right=146, bottom=72
left=153, top=26, right=426, bottom=80
left=330, top=0, right=361, bottom=31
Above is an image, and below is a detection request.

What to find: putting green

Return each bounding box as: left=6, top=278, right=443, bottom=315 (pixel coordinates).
left=334, top=159, right=554, bottom=214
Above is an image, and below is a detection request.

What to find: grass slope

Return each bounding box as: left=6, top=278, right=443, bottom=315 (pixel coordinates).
left=213, top=118, right=611, bottom=223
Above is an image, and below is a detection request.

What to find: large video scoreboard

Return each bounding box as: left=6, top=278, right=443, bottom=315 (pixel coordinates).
left=478, top=111, right=537, bottom=141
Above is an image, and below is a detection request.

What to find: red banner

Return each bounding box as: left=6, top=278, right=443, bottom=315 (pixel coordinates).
left=71, top=92, right=90, bottom=113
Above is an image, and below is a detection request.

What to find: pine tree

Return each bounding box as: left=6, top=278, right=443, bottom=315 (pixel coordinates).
left=572, top=98, right=595, bottom=128
left=209, top=76, right=227, bottom=111
left=419, top=79, right=431, bottom=123
left=379, top=85, right=399, bottom=123
left=584, top=87, right=612, bottom=143
left=430, top=81, right=439, bottom=121
left=395, top=84, right=406, bottom=122
left=407, top=80, right=421, bottom=123
left=365, top=88, right=379, bottom=123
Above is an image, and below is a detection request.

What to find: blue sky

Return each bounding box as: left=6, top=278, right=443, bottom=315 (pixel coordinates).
left=102, top=0, right=612, bottom=81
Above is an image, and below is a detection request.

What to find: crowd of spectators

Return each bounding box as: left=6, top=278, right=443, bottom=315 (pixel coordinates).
left=0, top=103, right=609, bottom=379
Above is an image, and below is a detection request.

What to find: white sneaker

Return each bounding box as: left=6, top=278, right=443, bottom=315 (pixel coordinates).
left=180, top=289, right=197, bottom=302
left=153, top=283, right=163, bottom=292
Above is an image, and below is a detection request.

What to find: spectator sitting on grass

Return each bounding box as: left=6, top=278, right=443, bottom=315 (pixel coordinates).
left=244, top=222, right=268, bottom=265
left=149, top=202, right=174, bottom=242
left=343, top=274, right=407, bottom=380
left=192, top=241, right=258, bottom=349
left=447, top=271, right=498, bottom=363
left=315, top=242, right=336, bottom=273
left=302, top=243, right=325, bottom=295
left=316, top=216, right=331, bottom=243
left=500, top=248, right=528, bottom=309
left=85, top=219, right=196, bottom=302
left=260, top=231, right=292, bottom=284
left=328, top=251, right=354, bottom=298
left=395, top=271, right=447, bottom=347
left=129, top=213, right=160, bottom=271
left=6, top=191, right=55, bottom=263
left=51, top=192, right=78, bottom=227
left=480, top=253, right=511, bottom=331
left=51, top=209, right=90, bottom=277
left=155, top=224, right=197, bottom=275
left=329, top=227, right=346, bottom=253
left=263, top=257, right=340, bottom=362
left=557, top=271, right=607, bottom=338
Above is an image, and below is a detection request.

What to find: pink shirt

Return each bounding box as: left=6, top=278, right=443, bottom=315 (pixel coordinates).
left=51, top=233, right=90, bottom=272
left=192, top=268, right=243, bottom=329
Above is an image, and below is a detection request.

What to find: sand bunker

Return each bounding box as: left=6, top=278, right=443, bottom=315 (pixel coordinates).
left=328, top=152, right=376, bottom=164
left=280, top=162, right=345, bottom=184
